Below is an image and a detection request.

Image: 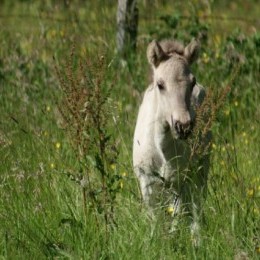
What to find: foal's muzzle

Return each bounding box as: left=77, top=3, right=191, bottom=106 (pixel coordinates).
left=174, top=120, right=193, bottom=139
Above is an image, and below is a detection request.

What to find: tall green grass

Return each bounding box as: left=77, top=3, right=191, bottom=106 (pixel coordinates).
left=0, top=0, right=259, bottom=259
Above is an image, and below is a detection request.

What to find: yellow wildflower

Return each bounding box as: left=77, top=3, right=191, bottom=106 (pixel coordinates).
left=224, top=109, right=230, bottom=116
left=202, top=52, right=209, bottom=64
left=242, top=132, right=247, bottom=137
left=55, top=142, right=61, bottom=149
left=121, top=172, right=127, bottom=177
left=110, top=164, right=116, bottom=170
left=46, top=106, right=51, bottom=112
left=167, top=206, right=175, bottom=214
left=50, top=163, right=55, bottom=169
left=247, top=189, right=254, bottom=197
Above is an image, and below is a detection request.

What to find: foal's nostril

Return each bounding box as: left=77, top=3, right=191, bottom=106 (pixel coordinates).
left=174, top=121, right=182, bottom=134
left=174, top=120, right=193, bottom=139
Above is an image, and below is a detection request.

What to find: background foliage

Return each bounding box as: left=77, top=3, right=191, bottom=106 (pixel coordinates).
left=0, top=0, right=259, bottom=258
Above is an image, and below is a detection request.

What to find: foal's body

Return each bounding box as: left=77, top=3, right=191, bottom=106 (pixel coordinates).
left=133, top=83, right=206, bottom=206
left=133, top=39, right=209, bottom=235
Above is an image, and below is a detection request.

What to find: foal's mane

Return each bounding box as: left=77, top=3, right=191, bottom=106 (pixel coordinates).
left=159, top=40, right=185, bottom=56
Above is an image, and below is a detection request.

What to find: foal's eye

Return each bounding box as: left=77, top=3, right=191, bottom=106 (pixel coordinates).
left=157, top=82, right=165, bottom=91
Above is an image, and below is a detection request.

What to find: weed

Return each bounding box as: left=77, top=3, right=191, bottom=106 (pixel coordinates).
left=55, top=48, right=120, bottom=233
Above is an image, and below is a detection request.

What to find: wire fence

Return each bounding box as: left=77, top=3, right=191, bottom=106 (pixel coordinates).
left=0, top=13, right=259, bottom=24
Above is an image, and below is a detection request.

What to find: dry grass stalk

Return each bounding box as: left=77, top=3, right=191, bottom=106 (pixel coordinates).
left=189, top=65, right=241, bottom=160
left=55, top=49, right=119, bottom=229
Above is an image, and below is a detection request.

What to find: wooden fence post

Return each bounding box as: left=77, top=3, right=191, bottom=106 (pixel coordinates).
left=116, top=0, right=138, bottom=56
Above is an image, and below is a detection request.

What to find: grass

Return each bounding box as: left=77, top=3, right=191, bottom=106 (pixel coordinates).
left=0, top=0, right=259, bottom=259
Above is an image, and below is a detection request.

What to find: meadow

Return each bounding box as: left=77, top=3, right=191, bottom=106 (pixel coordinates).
left=0, top=0, right=259, bottom=259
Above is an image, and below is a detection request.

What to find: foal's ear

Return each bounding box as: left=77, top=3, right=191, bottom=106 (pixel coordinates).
left=147, top=40, right=167, bottom=67
left=184, top=39, right=200, bottom=64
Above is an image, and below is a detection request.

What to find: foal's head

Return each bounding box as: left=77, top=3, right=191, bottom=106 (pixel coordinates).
left=147, top=39, right=200, bottom=139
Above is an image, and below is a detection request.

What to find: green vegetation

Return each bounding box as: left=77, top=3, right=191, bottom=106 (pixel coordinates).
left=0, top=1, right=259, bottom=259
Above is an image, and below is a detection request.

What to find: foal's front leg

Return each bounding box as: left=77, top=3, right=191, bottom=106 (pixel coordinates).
left=135, top=166, right=165, bottom=212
